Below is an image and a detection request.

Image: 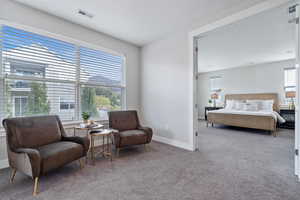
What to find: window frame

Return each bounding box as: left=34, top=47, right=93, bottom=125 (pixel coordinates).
left=12, top=96, right=28, bottom=117
left=59, top=96, right=76, bottom=112
left=0, top=21, right=127, bottom=122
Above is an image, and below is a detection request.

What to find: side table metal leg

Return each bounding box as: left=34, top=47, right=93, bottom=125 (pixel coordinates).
left=107, top=134, right=112, bottom=161
left=87, top=133, right=92, bottom=164
left=102, top=135, right=105, bottom=157
left=110, top=137, right=113, bottom=161
left=91, top=136, right=95, bottom=165
left=106, top=134, right=109, bottom=155
left=116, top=148, right=120, bottom=157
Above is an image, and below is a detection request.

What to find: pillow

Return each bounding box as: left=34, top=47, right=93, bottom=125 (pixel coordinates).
left=243, top=102, right=259, bottom=111
left=261, top=100, right=274, bottom=111
left=232, top=100, right=245, bottom=110
left=225, top=100, right=234, bottom=109
left=247, top=100, right=274, bottom=111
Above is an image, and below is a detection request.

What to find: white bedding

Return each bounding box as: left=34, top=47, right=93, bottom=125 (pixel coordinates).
left=208, top=109, right=286, bottom=123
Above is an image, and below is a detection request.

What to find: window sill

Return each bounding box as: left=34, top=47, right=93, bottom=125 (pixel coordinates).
left=0, top=119, right=109, bottom=136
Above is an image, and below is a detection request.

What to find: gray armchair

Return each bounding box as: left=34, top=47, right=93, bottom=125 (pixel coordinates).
left=108, top=110, right=153, bottom=155
left=2, top=115, right=89, bottom=196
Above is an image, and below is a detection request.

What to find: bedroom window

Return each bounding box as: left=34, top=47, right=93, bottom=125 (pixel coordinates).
left=209, top=76, right=222, bottom=92
left=284, top=68, right=296, bottom=92
left=0, top=25, right=125, bottom=122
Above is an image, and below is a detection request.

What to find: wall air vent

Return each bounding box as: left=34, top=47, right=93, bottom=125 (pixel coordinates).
left=78, top=9, right=94, bottom=18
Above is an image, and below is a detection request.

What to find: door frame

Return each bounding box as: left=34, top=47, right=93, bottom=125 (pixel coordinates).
left=295, top=3, right=300, bottom=179
left=189, top=0, right=299, bottom=178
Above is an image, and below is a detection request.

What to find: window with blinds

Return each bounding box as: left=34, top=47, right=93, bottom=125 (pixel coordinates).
left=284, top=68, right=296, bottom=92
left=80, top=47, right=123, bottom=86
left=0, top=25, right=125, bottom=122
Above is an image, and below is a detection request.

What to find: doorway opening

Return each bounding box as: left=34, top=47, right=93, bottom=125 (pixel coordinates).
left=192, top=1, right=300, bottom=180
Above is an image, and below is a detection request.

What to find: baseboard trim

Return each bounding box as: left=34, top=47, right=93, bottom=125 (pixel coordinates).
left=152, top=135, right=194, bottom=151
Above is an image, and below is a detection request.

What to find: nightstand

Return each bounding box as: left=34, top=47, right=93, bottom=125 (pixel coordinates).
left=205, top=106, right=223, bottom=120
left=279, top=109, right=295, bottom=129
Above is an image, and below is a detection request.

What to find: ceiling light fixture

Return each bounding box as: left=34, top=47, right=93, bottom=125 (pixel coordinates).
left=78, top=9, right=94, bottom=18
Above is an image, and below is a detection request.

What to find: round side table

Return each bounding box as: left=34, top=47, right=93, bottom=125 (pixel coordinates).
left=89, top=129, right=114, bottom=165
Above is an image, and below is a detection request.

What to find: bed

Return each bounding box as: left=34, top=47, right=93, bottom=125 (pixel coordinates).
left=207, top=93, right=282, bottom=136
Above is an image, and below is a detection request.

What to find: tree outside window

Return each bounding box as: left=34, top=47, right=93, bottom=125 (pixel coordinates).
left=80, top=86, right=121, bottom=120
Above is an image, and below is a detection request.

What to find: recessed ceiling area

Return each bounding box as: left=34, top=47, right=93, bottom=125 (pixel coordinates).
left=198, top=3, right=295, bottom=73
left=14, top=0, right=264, bottom=46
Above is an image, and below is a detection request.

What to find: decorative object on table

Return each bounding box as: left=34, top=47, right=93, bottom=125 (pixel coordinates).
left=279, top=109, right=295, bottom=129
left=208, top=99, right=213, bottom=106
left=79, top=123, right=98, bottom=129
left=211, top=93, right=219, bottom=107
left=285, top=91, right=296, bottom=110
left=108, top=110, right=153, bottom=156
left=2, top=115, right=90, bottom=196
left=82, top=112, right=91, bottom=123
left=74, top=123, right=104, bottom=136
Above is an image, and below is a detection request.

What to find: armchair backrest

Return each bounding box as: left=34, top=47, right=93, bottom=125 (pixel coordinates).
left=3, top=115, right=64, bottom=149
left=108, top=110, right=140, bottom=131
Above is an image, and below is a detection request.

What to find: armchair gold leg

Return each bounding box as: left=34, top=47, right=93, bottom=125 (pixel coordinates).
left=10, top=168, right=17, bottom=183
left=85, top=155, right=89, bottom=164
left=144, top=144, right=148, bottom=152
left=33, top=177, right=39, bottom=196
left=78, top=159, right=84, bottom=169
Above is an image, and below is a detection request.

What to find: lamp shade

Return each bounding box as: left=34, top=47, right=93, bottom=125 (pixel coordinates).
left=211, top=93, right=218, bottom=99
left=286, top=91, right=296, bottom=98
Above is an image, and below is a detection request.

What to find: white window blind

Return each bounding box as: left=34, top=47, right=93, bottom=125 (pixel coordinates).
left=0, top=25, right=125, bottom=122
left=80, top=47, right=123, bottom=86
left=1, top=26, right=77, bottom=81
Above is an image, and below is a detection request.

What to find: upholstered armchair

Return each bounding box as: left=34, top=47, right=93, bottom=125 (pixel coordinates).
left=108, top=110, right=153, bottom=155
left=2, top=115, right=90, bottom=196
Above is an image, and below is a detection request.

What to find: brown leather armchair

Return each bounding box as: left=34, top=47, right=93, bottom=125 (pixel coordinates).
left=2, top=115, right=90, bottom=196
left=108, top=110, right=153, bottom=155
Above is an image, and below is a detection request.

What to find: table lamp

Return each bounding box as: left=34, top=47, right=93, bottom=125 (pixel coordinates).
left=211, top=93, right=219, bottom=107
left=286, top=91, right=296, bottom=110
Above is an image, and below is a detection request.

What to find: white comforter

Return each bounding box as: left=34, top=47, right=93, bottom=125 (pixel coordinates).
left=208, top=109, right=286, bottom=123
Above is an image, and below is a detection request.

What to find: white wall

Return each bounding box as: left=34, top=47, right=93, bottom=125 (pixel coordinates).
left=198, top=59, right=295, bottom=119
left=140, top=1, right=272, bottom=150
left=141, top=31, right=193, bottom=150
left=0, top=0, right=141, bottom=112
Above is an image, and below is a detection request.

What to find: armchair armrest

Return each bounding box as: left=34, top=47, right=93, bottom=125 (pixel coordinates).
left=13, top=148, right=41, bottom=178
left=62, top=136, right=90, bottom=154
left=138, top=126, right=153, bottom=143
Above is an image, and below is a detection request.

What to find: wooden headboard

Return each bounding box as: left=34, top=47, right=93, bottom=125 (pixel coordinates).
left=225, top=93, right=279, bottom=112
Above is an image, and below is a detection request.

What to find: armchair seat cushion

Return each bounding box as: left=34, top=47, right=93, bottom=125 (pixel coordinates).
left=119, top=130, right=148, bottom=146
left=38, top=141, right=83, bottom=174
